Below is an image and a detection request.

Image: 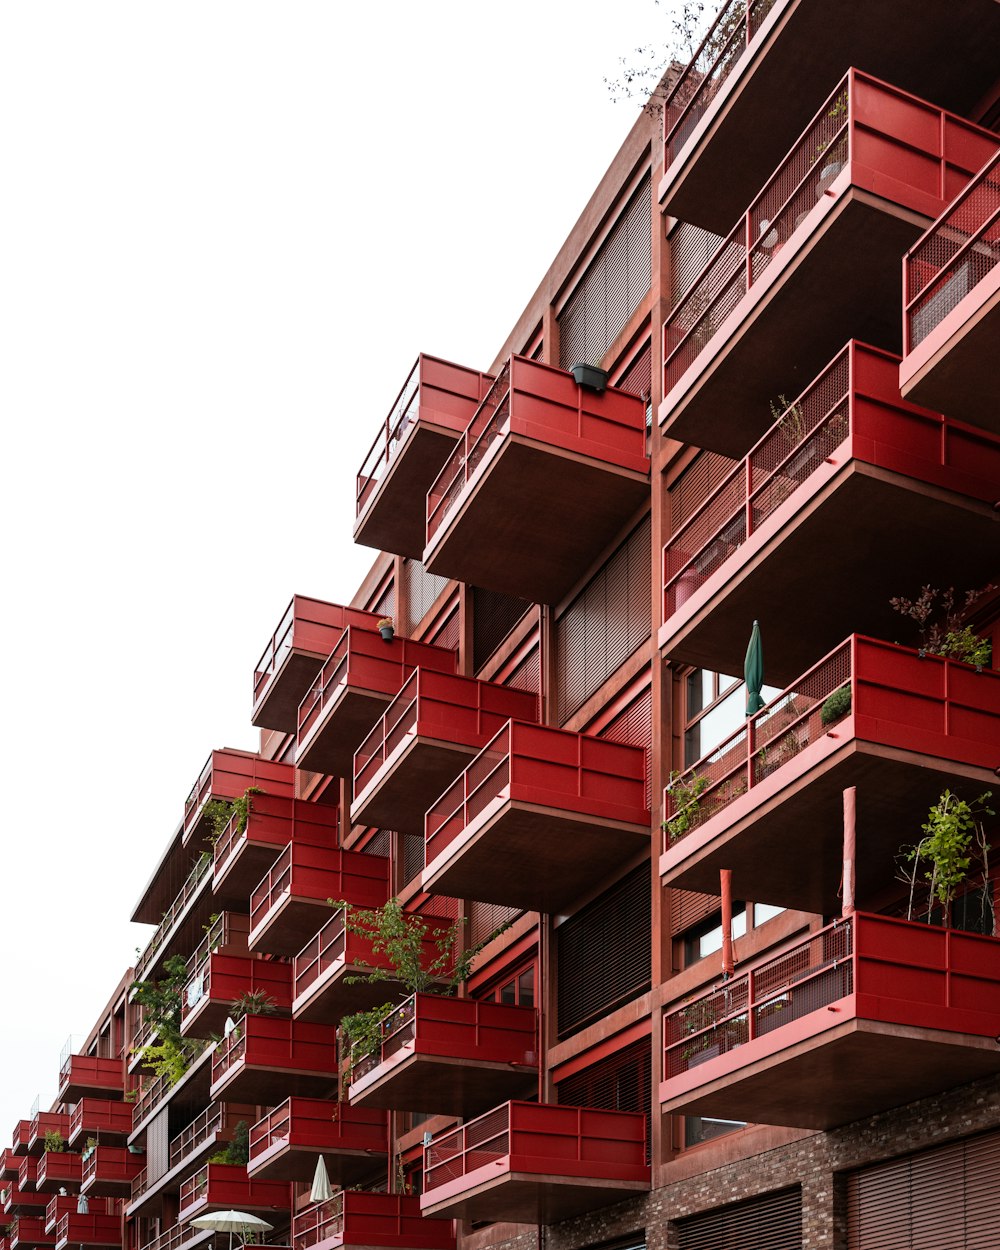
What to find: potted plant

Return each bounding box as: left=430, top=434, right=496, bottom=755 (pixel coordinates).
left=569, top=363, right=608, bottom=392
left=376, top=616, right=394, bottom=642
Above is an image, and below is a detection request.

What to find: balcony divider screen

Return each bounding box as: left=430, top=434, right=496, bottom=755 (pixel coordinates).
left=471, top=586, right=532, bottom=673
left=676, top=1186, right=802, bottom=1250
left=556, top=864, right=650, bottom=1038
left=847, top=1127, right=1000, bottom=1250
left=402, top=559, right=450, bottom=635
left=556, top=1037, right=652, bottom=1163
left=598, top=685, right=652, bottom=809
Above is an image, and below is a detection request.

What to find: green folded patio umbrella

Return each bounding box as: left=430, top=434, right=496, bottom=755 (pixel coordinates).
left=745, top=620, right=765, bottom=716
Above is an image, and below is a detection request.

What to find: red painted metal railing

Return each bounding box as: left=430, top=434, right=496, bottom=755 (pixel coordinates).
left=168, top=1103, right=227, bottom=1170
left=54, top=1213, right=119, bottom=1248
left=662, top=0, right=778, bottom=172
left=662, top=70, right=998, bottom=397
left=28, top=1113, right=70, bottom=1152
left=425, top=721, right=649, bottom=868
left=211, top=1017, right=336, bottom=1090
left=354, top=668, right=539, bottom=798
left=664, top=917, right=852, bottom=1078
left=663, top=636, right=1000, bottom=847
left=292, top=912, right=378, bottom=1003
left=349, top=993, right=538, bottom=1086
left=68, top=1101, right=131, bottom=1147
left=11, top=1125, right=30, bottom=1155
left=35, top=1154, right=80, bottom=1191
left=58, top=1056, right=121, bottom=1100
left=905, top=149, right=1000, bottom=351
left=662, top=341, right=1000, bottom=617
left=356, top=357, right=421, bottom=514
left=133, top=853, right=211, bottom=981
left=178, top=1163, right=289, bottom=1219
left=663, top=913, right=1000, bottom=1082
left=426, top=355, right=648, bottom=544
left=182, top=954, right=291, bottom=1025
left=249, top=843, right=388, bottom=939
left=248, top=1099, right=386, bottom=1170
left=423, top=1101, right=648, bottom=1195
left=137, top=1223, right=212, bottom=1250
left=293, top=1192, right=449, bottom=1250
left=253, top=599, right=380, bottom=712
left=214, top=797, right=338, bottom=885
left=81, top=1147, right=140, bottom=1190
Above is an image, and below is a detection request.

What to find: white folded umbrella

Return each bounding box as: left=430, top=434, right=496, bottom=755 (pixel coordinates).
left=310, top=1155, right=333, bottom=1203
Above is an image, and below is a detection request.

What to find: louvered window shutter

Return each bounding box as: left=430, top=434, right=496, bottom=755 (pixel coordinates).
left=557, top=1038, right=652, bottom=1162
left=677, top=1187, right=802, bottom=1250
left=472, top=586, right=532, bottom=672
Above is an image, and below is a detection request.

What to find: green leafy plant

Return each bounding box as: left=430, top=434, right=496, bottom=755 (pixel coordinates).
left=662, top=770, right=711, bottom=842
left=820, top=685, right=852, bottom=726
left=900, top=790, right=994, bottom=924
left=130, top=954, right=202, bottom=1087
left=231, top=990, right=278, bottom=1018
left=43, top=1130, right=66, bottom=1153
left=208, top=1120, right=249, bottom=1166
left=203, top=786, right=261, bottom=849
left=890, top=585, right=995, bottom=666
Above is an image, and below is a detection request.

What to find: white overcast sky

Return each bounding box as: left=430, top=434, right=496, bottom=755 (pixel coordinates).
left=0, top=1, right=671, bottom=1133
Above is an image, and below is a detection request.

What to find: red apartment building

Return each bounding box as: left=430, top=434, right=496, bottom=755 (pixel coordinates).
left=7, top=3, right=1000, bottom=1249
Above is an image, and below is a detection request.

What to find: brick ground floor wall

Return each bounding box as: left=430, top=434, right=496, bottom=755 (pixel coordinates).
left=468, top=1072, right=1000, bottom=1250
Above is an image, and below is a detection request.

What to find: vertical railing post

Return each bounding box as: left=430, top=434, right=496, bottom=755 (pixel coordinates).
left=744, top=456, right=753, bottom=540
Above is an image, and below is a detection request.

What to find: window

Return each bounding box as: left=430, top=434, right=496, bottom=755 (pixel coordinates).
left=683, top=1116, right=746, bottom=1147
left=683, top=906, right=747, bottom=965
left=684, top=668, right=781, bottom=766
left=493, top=965, right=535, bottom=1008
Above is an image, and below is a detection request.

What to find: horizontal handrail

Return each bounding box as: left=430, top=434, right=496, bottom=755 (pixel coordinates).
left=134, top=854, right=212, bottom=981
left=355, top=358, right=421, bottom=515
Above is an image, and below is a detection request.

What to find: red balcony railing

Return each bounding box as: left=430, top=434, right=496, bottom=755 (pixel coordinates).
left=182, top=954, right=292, bottom=1034
left=662, top=70, right=999, bottom=402
left=421, top=1102, right=648, bottom=1222
left=178, top=1163, right=289, bottom=1222
left=662, top=0, right=776, bottom=173
left=137, top=1224, right=213, bottom=1250
left=34, top=1155, right=80, bottom=1194
left=210, top=1017, right=337, bottom=1100
left=905, top=149, right=1000, bottom=353
left=183, top=750, right=295, bottom=846
left=661, top=340, right=1000, bottom=618
left=356, top=355, right=494, bottom=514
left=423, top=720, right=650, bottom=912
left=67, top=1100, right=131, bottom=1148
left=42, top=1197, right=77, bottom=1234
left=80, top=1147, right=142, bottom=1196
left=10, top=1126, right=30, bottom=1157
left=168, top=1103, right=244, bottom=1172
left=661, top=914, right=1000, bottom=1127
left=183, top=912, right=251, bottom=986
left=426, top=357, right=648, bottom=544
left=248, top=842, right=388, bottom=953
left=214, top=796, right=338, bottom=894
left=9, top=1216, right=54, bottom=1249
left=54, top=1213, right=120, bottom=1249
left=133, top=853, right=212, bottom=981
left=15, top=1161, right=36, bottom=1194
left=253, top=598, right=382, bottom=730
left=353, top=669, right=539, bottom=803
left=27, top=1114, right=70, bottom=1158
left=58, top=1056, right=122, bottom=1104
left=662, top=635, right=1000, bottom=852
left=248, top=1099, right=387, bottom=1182
left=293, top=1192, right=453, bottom=1250
left=348, top=993, right=538, bottom=1115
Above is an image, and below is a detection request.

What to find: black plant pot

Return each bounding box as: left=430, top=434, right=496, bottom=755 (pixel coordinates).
left=569, top=363, right=609, bottom=393
left=379, top=625, right=394, bottom=642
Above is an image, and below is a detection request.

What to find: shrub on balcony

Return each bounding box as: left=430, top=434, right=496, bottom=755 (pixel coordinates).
left=663, top=770, right=711, bottom=842
left=130, top=954, right=205, bottom=1086
left=899, top=789, right=994, bottom=926
left=890, top=584, right=995, bottom=668
left=820, top=685, right=852, bottom=726
left=43, top=1131, right=65, bottom=1153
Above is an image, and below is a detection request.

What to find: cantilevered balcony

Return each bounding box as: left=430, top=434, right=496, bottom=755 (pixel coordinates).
left=42, top=1198, right=76, bottom=1235
left=660, top=636, right=1000, bottom=914
left=67, top=1101, right=131, bottom=1149
left=138, top=1225, right=213, bottom=1250
left=10, top=1126, right=30, bottom=1156
left=58, top=1056, right=122, bottom=1106
left=658, top=0, right=1000, bottom=232
left=33, top=1155, right=80, bottom=1195
left=253, top=598, right=384, bottom=733
left=660, top=70, right=999, bottom=458
left=80, top=1148, right=142, bottom=1199
left=355, top=354, right=494, bottom=559
left=26, top=1115, right=70, bottom=1159
left=180, top=953, right=292, bottom=1038
left=352, top=670, right=539, bottom=834
left=133, top=852, right=216, bottom=984
left=423, top=721, right=650, bottom=912
left=183, top=750, right=296, bottom=848
left=1, top=1152, right=20, bottom=1180
left=210, top=1017, right=337, bottom=1104
left=177, top=1163, right=289, bottom=1222
left=659, top=341, right=1000, bottom=683
left=347, top=994, right=538, bottom=1116
left=53, top=1213, right=120, bottom=1250
left=127, top=1103, right=255, bottom=1218
left=661, top=914, right=1000, bottom=1129
left=248, top=843, right=389, bottom=956
left=8, top=1217, right=55, bottom=1249
left=297, top=629, right=456, bottom=778
left=292, top=906, right=448, bottom=1024
left=248, top=1099, right=387, bottom=1185
left=16, top=1160, right=38, bottom=1193
left=213, top=795, right=338, bottom=905
left=3, top=1188, right=47, bottom=1215
left=424, top=356, right=649, bottom=604
left=901, top=149, right=1000, bottom=432
left=420, top=1101, right=649, bottom=1224
left=293, top=1192, right=454, bottom=1250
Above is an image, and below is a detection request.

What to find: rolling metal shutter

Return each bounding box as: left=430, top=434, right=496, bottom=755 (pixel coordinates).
left=555, top=515, right=651, bottom=722
left=468, top=899, right=523, bottom=949
left=847, top=1128, right=1000, bottom=1249
left=559, top=173, right=652, bottom=370
left=670, top=888, right=720, bottom=935
left=557, top=1038, right=652, bottom=1163
left=677, top=1187, right=802, bottom=1250
left=556, top=864, right=650, bottom=1038
left=427, top=599, right=460, bottom=651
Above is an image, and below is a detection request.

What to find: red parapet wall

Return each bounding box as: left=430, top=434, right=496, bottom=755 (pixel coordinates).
left=178, top=1163, right=289, bottom=1220
left=249, top=843, right=389, bottom=937
left=214, top=793, right=338, bottom=879
left=294, top=1192, right=454, bottom=1250
left=211, top=1017, right=337, bottom=1089
left=249, top=1099, right=387, bottom=1172
left=183, top=749, right=296, bottom=843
